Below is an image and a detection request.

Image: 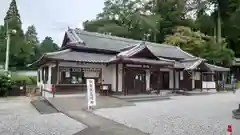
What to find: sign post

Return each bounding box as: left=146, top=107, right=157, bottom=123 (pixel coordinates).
left=86, top=79, right=97, bottom=110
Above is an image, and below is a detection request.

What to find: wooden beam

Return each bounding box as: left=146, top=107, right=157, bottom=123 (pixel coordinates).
left=173, top=69, right=176, bottom=92
left=116, top=64, right=118, bottom=93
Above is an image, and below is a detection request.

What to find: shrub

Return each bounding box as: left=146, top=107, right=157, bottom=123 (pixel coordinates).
left=235, top=79, right=239, bottom=89
left=0, top=71, right=37, bottom=85
left=11, top=74, right=32, bottom=85
left=28, top=76, right=37, bottom=85
left=0, top=75, right=13, bottom=97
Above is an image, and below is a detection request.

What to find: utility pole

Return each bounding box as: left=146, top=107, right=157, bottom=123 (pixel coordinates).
left=4, top=21, right=16, bottom=72
left=5, top=22, right=10, bottom=72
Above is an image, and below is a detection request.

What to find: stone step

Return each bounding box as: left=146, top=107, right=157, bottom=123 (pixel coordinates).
left=31, top=99, right=59, bottom=114
left=124, top=96, right=170, bottom=102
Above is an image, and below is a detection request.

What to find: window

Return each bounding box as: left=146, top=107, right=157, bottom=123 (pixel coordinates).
left=60, top=70, right=85, bottom=84
left=42, top=67, right=49, bottom=83
left=195, top=72, right=201, bottom=80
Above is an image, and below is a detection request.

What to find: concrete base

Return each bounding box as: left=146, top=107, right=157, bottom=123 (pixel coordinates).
left=112, top=94, right=170, bottom=102
left=232, top=104, right=240, bottom=119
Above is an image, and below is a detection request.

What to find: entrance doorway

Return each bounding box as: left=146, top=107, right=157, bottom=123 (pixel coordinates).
left=162, top=72, right=169, bottom=89
left=124, top=68, right=146, bottom=94
left=150, top=71, right=161, bottom=90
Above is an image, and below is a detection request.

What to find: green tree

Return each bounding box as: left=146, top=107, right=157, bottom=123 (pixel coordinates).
left=3, top=0, right=32, bottom=69
left=25, top=25, right=40, bottom=63
left=40, top=37, right=59, bottom=54
left=165, top=26, right=234, bottom=66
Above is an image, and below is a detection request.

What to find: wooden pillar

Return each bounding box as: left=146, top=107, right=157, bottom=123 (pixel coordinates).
left=116, top=64, right=118, bottom=93
left=122, top=64, right=126, bottom=95
left=222, top=72, right=225, bottom=90
left=173, top=69, right=176, bottom=92
left=56, top=61, right=60, bottom=84
left=201, top=72, right=203, bottom=91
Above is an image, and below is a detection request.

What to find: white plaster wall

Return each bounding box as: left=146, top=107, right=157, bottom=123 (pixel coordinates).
left=111, top=65, right=116, bottom=92
left=146, top=69, right=150, bottom=90
left=169, top=70, right=173, bottom=89
left=37, top=68, right=42, bottom=87
left=118, top=64, right=123, bottom=92
left=175, top=71, right=179, bottom=89
left=102, top=64, right=116, bottom=91
left=202, top=81, right=216, bottom=89
left=59, top=61, right=117, bottom=91
left=192, top=71, right=195, bottom=89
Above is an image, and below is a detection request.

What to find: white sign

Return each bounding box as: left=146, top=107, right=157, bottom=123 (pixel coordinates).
left=86, top=79, right=96, bottom=109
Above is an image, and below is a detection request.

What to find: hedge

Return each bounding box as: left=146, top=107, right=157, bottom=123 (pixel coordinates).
left=0, top=72, right=37, bottom=85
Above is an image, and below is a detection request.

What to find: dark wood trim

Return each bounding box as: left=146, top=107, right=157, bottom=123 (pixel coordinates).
left=100, top=68, right=103, bottom=85
left=116, top=64, right=118, bottom=92
left=122, top=64, right=126, bottom=95
left=173, top=69, right=176, bottom=91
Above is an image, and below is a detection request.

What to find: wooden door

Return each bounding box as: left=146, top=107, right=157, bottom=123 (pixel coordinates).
left=124, top=68, right=146, bottom=94
left=179, top=71, right=192, bottom=91
left=150, top=71, right=161, bottom=90
left=194, top=72, right=202, bottom=89
left=162, top=72, right=169, bottom=89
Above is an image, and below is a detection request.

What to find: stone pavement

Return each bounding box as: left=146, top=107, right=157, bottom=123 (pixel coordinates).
left=47, top=96, right=134, bottom=112
left=69, top=110, right=149, bottom=135
left=46, top=96, right=148, bottom=135
left=0, top=97, right=86, bottom=135
left=94, top=92, right=240, bottom=135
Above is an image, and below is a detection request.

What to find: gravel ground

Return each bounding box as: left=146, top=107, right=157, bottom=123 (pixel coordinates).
left=95, top=92, right=240, bottom=135
left=0, top=97, right=86, bottom=135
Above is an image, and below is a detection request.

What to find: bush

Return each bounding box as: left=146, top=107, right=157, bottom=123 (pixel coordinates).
left=11, top=74, right=37, bottom=85
left=0, top=75, right=13, bottom=97
left=0, top=71, right=37, bottom=85
left=235, top=79, right=239, bottom=89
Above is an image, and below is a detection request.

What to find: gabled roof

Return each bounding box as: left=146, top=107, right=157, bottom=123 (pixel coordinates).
left=62, top=28, right=196, bottom=59
left=183, top=59, right=205, bottom=70
left=117, top=43, right=159, bottom=59
left=206, top=63, right=230, bottom=72
left=109, top=57, right=173, bottom=66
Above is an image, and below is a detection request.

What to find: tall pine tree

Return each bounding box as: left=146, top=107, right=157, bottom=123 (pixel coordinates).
left=25, top=25, right=40, bottom=63
left=4, top=0, right=32, bottom=69
left=40, top=37, right=59, bottom=54
left=0, top=25, right=5, bottom=63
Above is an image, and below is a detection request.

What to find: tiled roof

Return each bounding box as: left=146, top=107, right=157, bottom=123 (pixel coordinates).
left=46, top=50, right=114, bottom=63
left=109, top=57, right=173, bottom=66
left=206, top=63, right=230, bottom=72
left=65, top=28, right=196, bottom=59
left=183, top=59, right=204, bottom=70
left=117, top=43, right=145, bottom=57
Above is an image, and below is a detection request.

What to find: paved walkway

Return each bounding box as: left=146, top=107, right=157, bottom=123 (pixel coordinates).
left=0, top=97, right=85, bottom=135
left=70, top=110, right=148, bottom=135
left=46, top=96, right=148, bottom=135
left=47, top=96, right=134, bottom=112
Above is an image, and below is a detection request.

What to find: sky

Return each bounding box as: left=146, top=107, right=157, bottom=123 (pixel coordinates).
left=0, top=0, right=104, bottom=45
